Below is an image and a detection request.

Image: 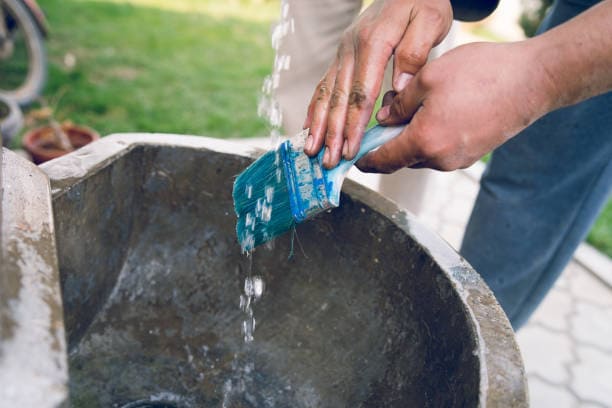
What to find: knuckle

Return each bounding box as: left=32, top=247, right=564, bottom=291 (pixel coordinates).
left=325, top=124, right=343, bottom=142
left=420, top=141, right=445, bottom=161
left=400, top=47, right=428, bottom=69
left=336, top=38, right=349, bottom=59
left=355, top=27, right=389, bottom=52
left=348, top=82, right=372, bottom=110
left=329, top=88, right=348, bottom=109
left=355, top=28, right=373, bottom=48
left=411, top=124, right=438, bottom=158
left=422, top=4, right=447, bottom=29
left=390, top=98, right=410, bottom=121
left=316, top=80, right=332, bottom=102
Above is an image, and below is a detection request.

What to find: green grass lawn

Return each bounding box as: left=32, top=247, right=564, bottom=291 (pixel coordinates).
left=589, top=200, right=612, bottom=258
left=36, top=0, right=277, bottom=138
left=17, top=0, right=612, bottom=257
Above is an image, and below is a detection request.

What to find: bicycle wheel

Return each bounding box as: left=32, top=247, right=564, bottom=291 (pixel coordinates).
left=0, top=93, right=23, bottom=146
left=0, top=0, right=47, bottom=106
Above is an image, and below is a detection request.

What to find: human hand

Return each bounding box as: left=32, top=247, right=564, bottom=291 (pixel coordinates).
left=302, top=0, right=453, bottom=169
left=356, top=41, right=555, bottom=172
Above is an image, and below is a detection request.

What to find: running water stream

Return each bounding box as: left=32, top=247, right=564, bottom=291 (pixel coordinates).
left=223, top=3, right=294, bottom=405
left=239, top=0, right=294, bottom=345
left=257, top=0, right=293, bottom=149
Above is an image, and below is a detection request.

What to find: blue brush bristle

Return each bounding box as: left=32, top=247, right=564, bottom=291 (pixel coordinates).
left=233, top=126, right=405, bottom=252
left=233, top=148, right=295, bottom=252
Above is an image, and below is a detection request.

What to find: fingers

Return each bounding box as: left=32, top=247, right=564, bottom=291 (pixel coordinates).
left=306, top=32, right=392, bottom=168
left=377, top=75, right=423, bottom=125
left=324, top=40, right=357, bottom=167
left=381, top=90, right=397, bottom=107
left=375, top=90, right=396, bottom=122
left=392, top=3, right=452, bottom=91
left=340, top=43, right=394, bottom=164
left=356, top=124, right=422, bottom=173
left=357, top=78, right=428, bottom=173
left=303, top=64, right=337, bottom=156
left=362, top=101, right=470, bottom=173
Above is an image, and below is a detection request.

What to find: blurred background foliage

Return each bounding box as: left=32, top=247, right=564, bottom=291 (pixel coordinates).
left=519, top=0, right=554, bottom=36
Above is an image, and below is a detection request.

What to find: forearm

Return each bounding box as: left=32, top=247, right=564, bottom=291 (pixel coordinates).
left=530, top=0, right=612, bottom=111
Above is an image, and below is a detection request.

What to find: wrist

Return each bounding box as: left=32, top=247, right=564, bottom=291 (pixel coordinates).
left=519, top=38, right=565, bottom=117
left=498, top=39, right=559, bottom=125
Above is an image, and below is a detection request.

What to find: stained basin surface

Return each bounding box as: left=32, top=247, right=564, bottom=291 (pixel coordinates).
left=8, top=134, right=527, bottom=407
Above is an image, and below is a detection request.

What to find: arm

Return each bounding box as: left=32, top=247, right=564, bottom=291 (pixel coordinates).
left=357, top=0, right=612, bottom=173
left=534, top=0, right=612, bottom=109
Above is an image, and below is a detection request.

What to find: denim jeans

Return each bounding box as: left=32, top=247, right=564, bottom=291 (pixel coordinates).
left=460, top=0, right=612, bottom=330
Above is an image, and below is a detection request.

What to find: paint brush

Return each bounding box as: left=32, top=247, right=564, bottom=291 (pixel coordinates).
left=233, top=125, right=404, bottom=252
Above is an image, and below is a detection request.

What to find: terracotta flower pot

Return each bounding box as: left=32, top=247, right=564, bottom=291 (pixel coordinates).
left=22, top=123, right=99, bottom=164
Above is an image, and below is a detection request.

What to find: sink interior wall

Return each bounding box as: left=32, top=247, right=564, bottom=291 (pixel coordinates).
left=52, top=145, right=480, bottom=407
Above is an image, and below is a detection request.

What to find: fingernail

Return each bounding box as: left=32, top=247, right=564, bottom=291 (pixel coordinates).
left=342, top=141, right=349, bottom=158
left=377, top=105, right=390, bottom=121
left=304, top=134, right=313, bottom=151
left=323, top=147, right=330, bottom=166
left=393, top=73, right=413, bottom=92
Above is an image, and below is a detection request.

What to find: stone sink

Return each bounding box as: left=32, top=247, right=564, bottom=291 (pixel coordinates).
left=0, top=135, right=528, bottom=407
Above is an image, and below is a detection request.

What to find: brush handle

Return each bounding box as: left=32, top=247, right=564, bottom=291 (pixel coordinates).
left=330, top=125, right=404, bottom=176
left=354, top=125, right=404, bottom=162
left=319, top=125, right=404, bottom=208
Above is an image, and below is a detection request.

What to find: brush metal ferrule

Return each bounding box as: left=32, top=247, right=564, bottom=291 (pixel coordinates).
left=280, top=132, right=334, bottom=222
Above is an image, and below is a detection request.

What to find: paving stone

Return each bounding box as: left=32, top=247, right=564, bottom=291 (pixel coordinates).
left=569, top=264, right=612, bottom=307
left=529, top=287, right=573, bottom=332
left=516, top=325, right=572, bottom=384
left=554, top=267, right=572, bottom=291
left=443, top=191, right=475, bottom=220
left=571, top=346, right=612, bottom=407
left=575, top=244, right=612, bottom=289
left=571, top=302, right=612, bottom=352
left=527, top=376, right=577, bottom=408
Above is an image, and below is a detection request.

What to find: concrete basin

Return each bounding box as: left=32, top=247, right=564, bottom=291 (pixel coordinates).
left=1, top=135, right=528, bottom=407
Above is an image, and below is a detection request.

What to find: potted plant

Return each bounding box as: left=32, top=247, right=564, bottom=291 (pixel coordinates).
left=22, top=102, right=99, bottom=164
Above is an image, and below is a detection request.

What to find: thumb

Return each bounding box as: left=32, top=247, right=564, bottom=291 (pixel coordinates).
left=376, top=77, right=423, bottom=125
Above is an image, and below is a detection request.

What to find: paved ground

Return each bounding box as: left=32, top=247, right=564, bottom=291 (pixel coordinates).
left=348, top=164, right=612, bottom=408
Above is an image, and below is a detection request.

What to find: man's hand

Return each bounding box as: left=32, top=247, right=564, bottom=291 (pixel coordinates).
left=356, top=0, right=612, bottom=173
left=302, top=0, right=453, bottom=169
left=356, top=41, right=555, bottom=173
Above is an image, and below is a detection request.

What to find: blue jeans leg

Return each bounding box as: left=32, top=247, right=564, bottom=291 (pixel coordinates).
left=460, top=0, right=612, bottom=330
